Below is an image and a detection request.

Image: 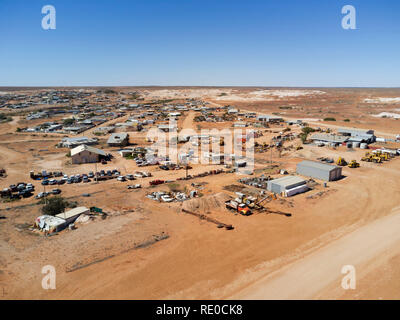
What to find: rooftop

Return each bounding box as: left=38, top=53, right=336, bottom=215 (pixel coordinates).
left=310, top=133, right=349, bottom=143
left=270, top=175, right=306, bottom=187
left=71, top=144, right=107, bottom=157
left=297, top=160, right=339, bottom=171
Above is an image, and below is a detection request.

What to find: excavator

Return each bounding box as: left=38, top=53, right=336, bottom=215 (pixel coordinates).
left=336, top=157, right=348, bottom=166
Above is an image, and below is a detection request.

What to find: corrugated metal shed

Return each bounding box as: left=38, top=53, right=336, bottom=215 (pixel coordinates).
left=267, top=175, right=307, bottom=194
left=338, top=128, right=374, bottom=135
left=310, top=133, right=348, bottom=144
left=296, top=160, right=342, bottom=181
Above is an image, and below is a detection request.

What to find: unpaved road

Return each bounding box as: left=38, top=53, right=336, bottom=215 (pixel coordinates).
left=232, top=208, right=400, bottom=299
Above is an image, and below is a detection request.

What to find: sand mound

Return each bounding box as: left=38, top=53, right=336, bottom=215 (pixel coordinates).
left=182, top=192, right=231, bottom=213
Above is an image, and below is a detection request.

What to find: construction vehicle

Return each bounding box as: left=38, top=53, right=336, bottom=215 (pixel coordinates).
left=361, top=152, right=372, bottom=162
left=225, top=200, right=251, bottom=216
left=348, top=160, right=360, bottom=168
left=375, top=151, right=390, bottom=161
left=336, top=157, right=347, bottom=166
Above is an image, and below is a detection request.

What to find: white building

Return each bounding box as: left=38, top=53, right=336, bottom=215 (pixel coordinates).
left=70, top=144, right=107, bottom=164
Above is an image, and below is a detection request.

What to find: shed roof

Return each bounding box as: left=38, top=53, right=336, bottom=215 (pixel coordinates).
left=297, top=160, right=339, bottom=171
left=55, top=207, right=89, bottom=220
left=338, top=128, right=374, bottom=136
left=107, top=132, right=128, bottom=144
left=71, top=144, right=107, bottom=157
left=310, top=133, right=348, bottom=143
left=270, top=175, right=306, bottom=188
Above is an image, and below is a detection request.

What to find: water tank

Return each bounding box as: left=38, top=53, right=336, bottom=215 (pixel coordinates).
left=352, top=142, right=360, bottom=148
left=346, top=142, right=352, bottom=148
left=360, top=143, right=368, bottom=149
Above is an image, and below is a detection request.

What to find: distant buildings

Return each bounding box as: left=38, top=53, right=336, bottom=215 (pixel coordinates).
left=257, top=115, right=284, bottom=123
left=337, top=128, right=375, bottom=144
left=61, top=137, right=98, bottom=148
left=107, top=133, right=129, bottom=147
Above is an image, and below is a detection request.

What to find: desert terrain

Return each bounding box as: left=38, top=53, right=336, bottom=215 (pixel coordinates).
left=1, top=87, right=400, bottom=300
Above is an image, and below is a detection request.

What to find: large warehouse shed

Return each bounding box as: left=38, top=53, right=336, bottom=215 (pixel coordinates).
left=296, top=160, right=342, bottom=181
left=267, top=175, right=308, bottom=197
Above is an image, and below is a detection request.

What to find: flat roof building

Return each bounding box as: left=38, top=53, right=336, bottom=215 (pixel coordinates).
left=296, top=160, right=342, bottom=181
left=107, top=132, right=129, bottom=147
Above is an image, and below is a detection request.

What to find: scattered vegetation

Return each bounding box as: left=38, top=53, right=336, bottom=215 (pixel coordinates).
left=97, top=88, right=117, bottom=94
left=40, top=196, right=69, bottom=216
left=299, top=126, right=316, bottom=144
left=129, top=92, right=141, bottom=100
left=63, top=118, right=76, bottom=126
left=323, top=117, right=336, bottom=121
left=167, top=183, right=182, bottom=192
left=344, top=119, right=350, bottom=122
left=0, top=114, right=12, bottom=122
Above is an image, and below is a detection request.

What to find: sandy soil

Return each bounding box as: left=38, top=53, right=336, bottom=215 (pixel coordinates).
left=1, top=87, right=400, bottom=300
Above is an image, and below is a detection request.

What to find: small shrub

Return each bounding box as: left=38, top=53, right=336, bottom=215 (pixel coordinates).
left=41, top=197, right=69, bottom=216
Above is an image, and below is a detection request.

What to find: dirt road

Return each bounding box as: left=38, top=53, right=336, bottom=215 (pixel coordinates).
left=232, top=208, right=400, bottom=299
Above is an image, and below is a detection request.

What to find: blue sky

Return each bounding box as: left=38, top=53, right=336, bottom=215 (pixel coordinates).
left=0, top=0, right=399, bottom=87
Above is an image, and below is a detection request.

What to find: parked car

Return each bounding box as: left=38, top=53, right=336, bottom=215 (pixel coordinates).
left=127, top=184, right=141, bottom=189
left=117, top=176, right=126, bottom=182
left=149, top=179, right=164, bottom=186
left=35, top=192, right=48, bottom=199
left=51, top=189, right=61, bottom=195
left=41, top=180, right=49, bottom=186
left=21, top=190, right=33, bottom=198
left=88, top=172, right=94, bottom=178
left=125, top=174, right=135, bottom=180
left=57, top=179, right=66, bottom=185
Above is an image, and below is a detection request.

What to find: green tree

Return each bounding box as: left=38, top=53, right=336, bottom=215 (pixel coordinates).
left=63, top=118, right=75, bottom=126
left=41, top=197, right=68, bottom=216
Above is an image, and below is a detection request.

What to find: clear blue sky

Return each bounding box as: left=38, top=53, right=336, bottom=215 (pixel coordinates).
left=0, top=0, right=399, bottom=87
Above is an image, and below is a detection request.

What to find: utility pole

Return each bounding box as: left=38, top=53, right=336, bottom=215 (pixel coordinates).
left=43, top=184, right=47, bottom=205
left=94, top=162, right=98, bottom=184
left=270, top=145, right=273, bottom=164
